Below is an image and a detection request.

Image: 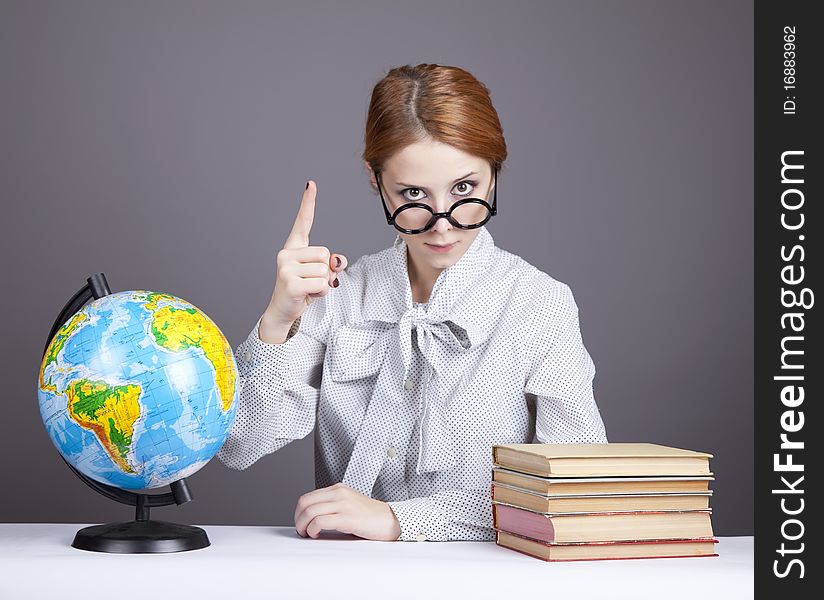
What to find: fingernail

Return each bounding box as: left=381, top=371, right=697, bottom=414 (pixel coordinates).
left=333, top=278, right=339, bottom=288
left=335, top=256, right=341, bottom=267
left=305, top=181, right=309, bottom=190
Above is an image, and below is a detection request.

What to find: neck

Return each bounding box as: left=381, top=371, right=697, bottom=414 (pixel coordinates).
left=406, top=248, right=441, bottom=303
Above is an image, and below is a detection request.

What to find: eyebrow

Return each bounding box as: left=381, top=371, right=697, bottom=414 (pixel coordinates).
left=395, top=171, right=478, bottom=190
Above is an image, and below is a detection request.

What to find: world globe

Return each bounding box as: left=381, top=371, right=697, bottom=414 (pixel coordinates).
left=38, top=289, right=239, bottom=491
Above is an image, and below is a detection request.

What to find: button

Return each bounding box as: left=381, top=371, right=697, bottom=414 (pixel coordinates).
left=387, top=446, right=397, bottom=459
left=242, top=350, right=252, bottom=363
left=415, top=531, right=427, bottom=542
left=403, top=378, right=415, bottom=390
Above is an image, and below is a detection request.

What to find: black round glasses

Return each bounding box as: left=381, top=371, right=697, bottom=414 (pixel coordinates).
left=375, top=167, right=498, bottom=234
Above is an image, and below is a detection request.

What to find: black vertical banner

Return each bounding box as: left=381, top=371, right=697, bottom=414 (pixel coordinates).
left=755, top=1, right=821, bottom=598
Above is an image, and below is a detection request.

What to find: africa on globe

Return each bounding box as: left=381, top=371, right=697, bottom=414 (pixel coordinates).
left=38, top=290, right=239, bottom=490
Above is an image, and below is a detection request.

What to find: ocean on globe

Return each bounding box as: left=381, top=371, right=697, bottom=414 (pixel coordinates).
left=38, top=290, right=239, bottom=490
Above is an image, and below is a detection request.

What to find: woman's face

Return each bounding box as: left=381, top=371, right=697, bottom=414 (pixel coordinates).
left=368, top=138, right=496, bottom=275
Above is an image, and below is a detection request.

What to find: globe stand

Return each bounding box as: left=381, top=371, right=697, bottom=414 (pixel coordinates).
left=45, top=273, right=211, bottom=554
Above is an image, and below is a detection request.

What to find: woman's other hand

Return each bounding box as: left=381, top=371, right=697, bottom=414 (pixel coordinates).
left=293, top=482, right=401, bottom=541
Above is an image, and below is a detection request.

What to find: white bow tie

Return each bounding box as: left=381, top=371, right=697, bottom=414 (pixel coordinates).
left=397, top=305, right=471, bottom=379
left=333, top=307, right=474, bottom=495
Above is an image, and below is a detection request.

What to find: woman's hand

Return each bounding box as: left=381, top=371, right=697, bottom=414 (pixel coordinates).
left=261, top=180, right=348, bottom=343
left=294, top=482, right=402, bottom=541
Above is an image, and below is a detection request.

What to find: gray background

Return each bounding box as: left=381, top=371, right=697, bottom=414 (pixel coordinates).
left=0, top=0, right=753, bottom=535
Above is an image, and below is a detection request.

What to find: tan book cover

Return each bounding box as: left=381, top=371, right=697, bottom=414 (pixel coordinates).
left=492, top=443, right=713, bottom=477
left=491, top=481, right=712, bottom=513
left=496, top=530, right=719, bottom=562
left=492, top=466, right=714, bottom=495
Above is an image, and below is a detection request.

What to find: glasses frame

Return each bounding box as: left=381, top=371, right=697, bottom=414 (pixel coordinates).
left=375, top=167, right=498, bottom=234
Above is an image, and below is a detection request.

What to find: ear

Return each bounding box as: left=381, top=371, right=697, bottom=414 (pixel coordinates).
left=364, top=160, right=378, bottom=191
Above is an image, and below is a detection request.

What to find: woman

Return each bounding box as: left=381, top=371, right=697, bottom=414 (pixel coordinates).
left=216, top=63, right=608, bottom=542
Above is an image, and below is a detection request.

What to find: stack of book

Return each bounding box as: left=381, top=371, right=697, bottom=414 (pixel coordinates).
left=490, top=443, right=719, bottom=562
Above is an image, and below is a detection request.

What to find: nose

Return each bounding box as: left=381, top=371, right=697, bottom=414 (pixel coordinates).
left=430, top=212, right=453, bottom=234
left=426, top=192, right=456, bottom=233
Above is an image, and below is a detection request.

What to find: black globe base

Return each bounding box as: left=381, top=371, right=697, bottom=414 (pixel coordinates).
left=72, top=519, right=210, bottom=554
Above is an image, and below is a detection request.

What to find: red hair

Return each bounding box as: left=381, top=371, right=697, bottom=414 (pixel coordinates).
left=362, top=63, right=507, bottom=175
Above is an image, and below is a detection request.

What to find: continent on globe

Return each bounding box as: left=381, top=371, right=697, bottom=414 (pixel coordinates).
left=143, top=293, right=237, bottom=412
left=39, top=311, right=89, bottom=394
left=65, top=378, right=142, bottom=474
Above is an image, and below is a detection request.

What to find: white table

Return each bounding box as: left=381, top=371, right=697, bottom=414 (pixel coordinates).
left=0, top=523, right=753, bottom=599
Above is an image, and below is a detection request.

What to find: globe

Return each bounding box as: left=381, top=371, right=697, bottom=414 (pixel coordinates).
left=38, top=289, right=239, bottom=491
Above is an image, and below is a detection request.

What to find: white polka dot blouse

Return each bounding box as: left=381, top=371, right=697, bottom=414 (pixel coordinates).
left=216, top=225, right=608, bottom=541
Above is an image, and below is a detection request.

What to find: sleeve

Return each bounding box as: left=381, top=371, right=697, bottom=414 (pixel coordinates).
left=524, top=287, right=608, bottom=444
left=215, top=297, right=331, bottom=471
left=386, top=488, right=495, bottom=542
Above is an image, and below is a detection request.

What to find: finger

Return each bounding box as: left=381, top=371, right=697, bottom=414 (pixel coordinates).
left=293, top=484, right=347, bottom=523
left=329, top=253, right=348, bottom=272
left=307, top=514, right=353, bottom=538
left=326, top=254, right=344, bottom=287
left=293, top=487, right=341, bottom=524
left=298, top=277, right=333, bottom=295
left=283, top=181, right=317, bottom=250
left=295, top=500, right=340, bottom=537
left=290, top=278, right=331, bottom=302
left=290, top=246, right=331, bottom=264
left=293, top=262, right=331, bottom=279
left=284, top=274, right=331, bottom=295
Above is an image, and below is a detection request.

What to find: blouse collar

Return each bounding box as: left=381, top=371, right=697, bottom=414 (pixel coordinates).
left=359, top=225, right=497, bottom=348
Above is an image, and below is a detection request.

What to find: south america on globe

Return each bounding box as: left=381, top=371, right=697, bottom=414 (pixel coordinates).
left=38, top=290, right=239, bottom=490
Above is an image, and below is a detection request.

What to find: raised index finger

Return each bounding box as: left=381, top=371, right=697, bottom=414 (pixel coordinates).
left=283, top=181, right=316, bottom=250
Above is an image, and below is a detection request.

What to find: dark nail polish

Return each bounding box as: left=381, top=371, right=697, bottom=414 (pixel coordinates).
left=333, top=278, right=339, bottom=288
left=305, top=181, right=310, bottom=190
left=335, top=256, right=341, bottom=267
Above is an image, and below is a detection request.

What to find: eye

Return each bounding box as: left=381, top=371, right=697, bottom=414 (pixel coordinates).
left=452, top=180, right=478, bottom=196
left=401, top=188, right=426, bottom=202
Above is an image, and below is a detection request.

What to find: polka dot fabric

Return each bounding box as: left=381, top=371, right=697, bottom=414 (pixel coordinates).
left=216, top=225, right=608, bottom=541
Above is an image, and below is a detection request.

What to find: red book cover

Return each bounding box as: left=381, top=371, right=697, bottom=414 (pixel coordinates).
left=492, top=501, right=713, bottom=543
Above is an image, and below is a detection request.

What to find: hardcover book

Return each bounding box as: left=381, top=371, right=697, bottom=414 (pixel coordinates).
left=496, top=530, right=719, bottom=562
left=491, top=466, right=714, bottom=495
left=491, top=443, right=713, bottom=478
left=492, top=501, right=715, bottom=543
left=491, top=481, right=712, bottom=513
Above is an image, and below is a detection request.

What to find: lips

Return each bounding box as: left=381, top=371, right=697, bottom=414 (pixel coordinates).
left=426, top=242, right=456, bottom=252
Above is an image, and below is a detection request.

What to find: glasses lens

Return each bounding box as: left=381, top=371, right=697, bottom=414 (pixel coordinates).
left=395, top=206, right=434, bottom=232
left=451, top=201, right=490, bottom=227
